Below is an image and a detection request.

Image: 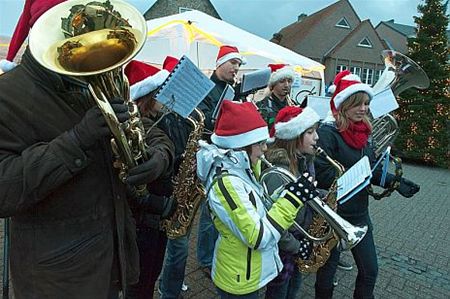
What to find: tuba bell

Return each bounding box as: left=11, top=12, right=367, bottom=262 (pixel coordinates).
left=371, top=50, right=430, bottom=156
left=29, top=0, right=149, bottom=194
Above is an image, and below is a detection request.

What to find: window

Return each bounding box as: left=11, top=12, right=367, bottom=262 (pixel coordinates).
left=336, top=64, right=347, bottom=74
left=335, top=17, right=350, bottom=28
left=350, top=66, right=361, bottom=77
left=358, top=37, right=373, bottom=48
left=374, top=69, right=384, bottom=84
left=362, top=68, right=374, bottom=85
left=179, top=7, right=192, bottom=13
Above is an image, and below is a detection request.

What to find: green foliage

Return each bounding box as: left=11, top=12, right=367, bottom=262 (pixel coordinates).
left=395, top=0, right=450, bottom=168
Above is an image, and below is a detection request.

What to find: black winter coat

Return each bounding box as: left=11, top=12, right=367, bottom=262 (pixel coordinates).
left=314, top=122, right=387, bottom=226
left=0, top=49, right=171, bottom=298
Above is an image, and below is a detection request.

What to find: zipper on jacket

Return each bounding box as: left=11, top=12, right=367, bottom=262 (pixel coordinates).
left=246, top=248, right=252, bottom=280
left=237, top=274, right=240, bottom=283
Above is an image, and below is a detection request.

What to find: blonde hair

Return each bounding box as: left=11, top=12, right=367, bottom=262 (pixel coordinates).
left=335, top=92, right=372, bottom=131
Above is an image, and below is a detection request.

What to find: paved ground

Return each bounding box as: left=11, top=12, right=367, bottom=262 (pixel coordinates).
left=1, top=162, right=449, bottom=298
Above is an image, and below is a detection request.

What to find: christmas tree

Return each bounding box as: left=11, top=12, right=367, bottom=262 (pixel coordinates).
left=394, top=0, right=450, bottom=168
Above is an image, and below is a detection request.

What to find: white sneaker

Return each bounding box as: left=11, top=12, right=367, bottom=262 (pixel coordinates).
left=181, top=282, right=188, bottom=292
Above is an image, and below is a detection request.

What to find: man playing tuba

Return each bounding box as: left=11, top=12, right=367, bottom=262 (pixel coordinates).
left=0, top=1, right=174, bottom=298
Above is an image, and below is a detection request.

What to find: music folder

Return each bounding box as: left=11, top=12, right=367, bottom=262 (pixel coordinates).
left=211, top=84, right=235, bottom=123
left=154, top=55, right=215, bottom=118
left=239, top=68, right=271, bottom=95
left=337, top=156, right=372, bottom=204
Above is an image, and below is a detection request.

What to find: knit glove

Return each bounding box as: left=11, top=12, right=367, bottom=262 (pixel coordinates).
left=297, top=238, right=313, bottom=260
left=71, top=97, right=129, bottom=150
left=285, top=173, right=320, bottom=205
left=396, top=177, right=420, bottom=198
left=127, top=148, right=170, bottom=186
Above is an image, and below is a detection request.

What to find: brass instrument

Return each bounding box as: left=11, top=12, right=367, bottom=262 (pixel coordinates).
left=259, top=150, right=368, bottom=272
left=369, top=50, right=429, bottom=199
left=29, top=0, right=148, bottom=194
left=372, top=50, right=430, bottom=156
left=161, top=109, right=206, bottom=239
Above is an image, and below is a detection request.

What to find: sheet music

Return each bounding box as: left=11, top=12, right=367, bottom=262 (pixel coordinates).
left=369, top=87, right=399, bottom=118
left=240, top=68, right=271, bottom=94
left=212, top=84, right=235, bottom=122
left=337, top=156, right=372, bottom=203
left=306, top=95, right=331, bottom=120
left=155, top=55, right=215, bottom=118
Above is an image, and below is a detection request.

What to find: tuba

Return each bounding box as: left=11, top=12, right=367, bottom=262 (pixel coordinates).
left=29, top=0, right=148, bottom=194
left=372, top=50, right=430, bottom=156
left=369, top=50, right=429, bottom=199
left=259, top=150, right=368, bottom=273
left=161, top=109, right=206, bottom=239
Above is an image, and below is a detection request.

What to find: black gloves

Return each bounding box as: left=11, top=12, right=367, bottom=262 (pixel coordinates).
left=285, top=173, right=320, bottom=204
left=397, top=177, right=420, bottom=198
left=297, top=238, right=313, bottom=260
left=127, top=148, right=170, bottom=186
left=72, top=97, right=129, bottom=150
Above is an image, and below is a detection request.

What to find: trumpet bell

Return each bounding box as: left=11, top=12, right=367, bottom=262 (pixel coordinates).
left=29, top=0, right=147, bottom=76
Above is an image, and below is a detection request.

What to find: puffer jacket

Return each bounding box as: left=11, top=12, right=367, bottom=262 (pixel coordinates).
left=196, top=141, right=305, bottom=295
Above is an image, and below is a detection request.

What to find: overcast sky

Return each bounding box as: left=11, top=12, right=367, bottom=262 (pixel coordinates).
left=0, top=0, right=445, bottom=39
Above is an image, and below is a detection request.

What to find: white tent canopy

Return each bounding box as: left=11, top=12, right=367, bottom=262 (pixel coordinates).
left=136, top=10, right=325, bottom=84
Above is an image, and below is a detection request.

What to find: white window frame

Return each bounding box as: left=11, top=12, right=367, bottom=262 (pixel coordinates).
left=362, top=68, right=374, bottom=85
left=350, top=66, right=362, bottom=77
left=179, top=7, right=192, bottom=13
left=358, top=37, right=373, bottom=48
left=335, top=17, right=350, bottom=29
left=336, top=64, right=348, bottom=75
left=374, top=69, right=384, bottom=84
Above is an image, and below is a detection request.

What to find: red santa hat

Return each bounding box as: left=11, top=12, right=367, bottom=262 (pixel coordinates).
left=328, top=70, right=373, bottom=114
left=211, top=101, right=269, bottom=149
left=0, top=0, right=66, bottom=73
left=270, top=106, right=320, bottom=140
left=125, top=56, right=179, bottom=101
left=216, top=45, right=246, bottom=68
left=268, top=64, right=297, bottom=88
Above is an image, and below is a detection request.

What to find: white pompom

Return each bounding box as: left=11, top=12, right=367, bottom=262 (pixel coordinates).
left=327, top=84, right=336, bottom=94
left=0, top=59, right=17, bottom=73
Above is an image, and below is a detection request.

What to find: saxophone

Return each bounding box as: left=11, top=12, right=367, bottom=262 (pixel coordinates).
left=296, top=147, right=346, bottom=273
left=161, top=109, right=206, bottom=239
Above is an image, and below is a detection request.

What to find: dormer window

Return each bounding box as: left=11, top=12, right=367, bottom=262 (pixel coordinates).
left=358, top=37, right=373, bottom=48
left=179, top=7, right=192, bottom=13
left=335, top=17, right=350, bottom=29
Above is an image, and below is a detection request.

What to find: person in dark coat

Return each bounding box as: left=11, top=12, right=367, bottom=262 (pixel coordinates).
left=263, top=106, right=321, bottom=299
left=256, top=64, right=296, bottom=131
left=0, top=1, right=174, bottom=298
left=314, top=71, right=420, bottom=299
left=124, top=58, right=179, bottom=299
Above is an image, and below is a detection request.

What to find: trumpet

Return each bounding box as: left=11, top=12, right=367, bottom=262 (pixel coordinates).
left=259, top=154, right=368, bottom=250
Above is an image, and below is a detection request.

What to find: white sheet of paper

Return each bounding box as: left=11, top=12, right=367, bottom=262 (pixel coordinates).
left=240, top=68, right=271, bottom=94
left=337, top=156, right=372, bottom=202
left=369, top=87, right=399, bottom=118
left=307, top=95, right=331, bottom=120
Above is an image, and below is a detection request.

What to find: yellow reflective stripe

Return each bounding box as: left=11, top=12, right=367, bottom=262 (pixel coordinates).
left=212, top=177, right=261, bottom=248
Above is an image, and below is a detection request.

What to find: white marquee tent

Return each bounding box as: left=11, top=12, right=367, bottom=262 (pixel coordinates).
left=135, top=10, right=326, bottom=94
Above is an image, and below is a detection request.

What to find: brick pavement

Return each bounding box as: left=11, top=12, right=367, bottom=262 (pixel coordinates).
left=1, top=162, right=449, bottom=298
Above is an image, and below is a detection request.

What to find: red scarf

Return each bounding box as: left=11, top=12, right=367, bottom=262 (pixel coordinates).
left=340, top=121, right=371, bottom=149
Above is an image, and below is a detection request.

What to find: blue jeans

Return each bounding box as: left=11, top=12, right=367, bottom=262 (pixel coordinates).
left=216, top=287, right=259, bottom=299
left=265, top=268, right=302, bottom=299
left=196, top=202, right=218, bottom=268
left=315, top=228, right=378, bottom=299
left=159, top=231, right=191, bottom=299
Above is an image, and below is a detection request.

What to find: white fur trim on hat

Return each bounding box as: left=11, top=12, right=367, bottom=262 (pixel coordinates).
left=0, top=59, right=17, bottom=73
left=216, top=52, right=246, bottom=68
left=327, top=84, right=336, bottom=94
left=333, top=83, right=374, bottom=109
left=130, top=69, right=170, bottom=101
left=269, top=67, right=296, bottom=87
left=274, top=107, right=320, bottom=140
left=211, top=126, right=269, bottom=149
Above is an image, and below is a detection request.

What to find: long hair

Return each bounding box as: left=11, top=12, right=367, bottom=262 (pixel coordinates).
left=335, top=91, right=372, bottom=132
left=269, top=133, right=314, bottom=175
